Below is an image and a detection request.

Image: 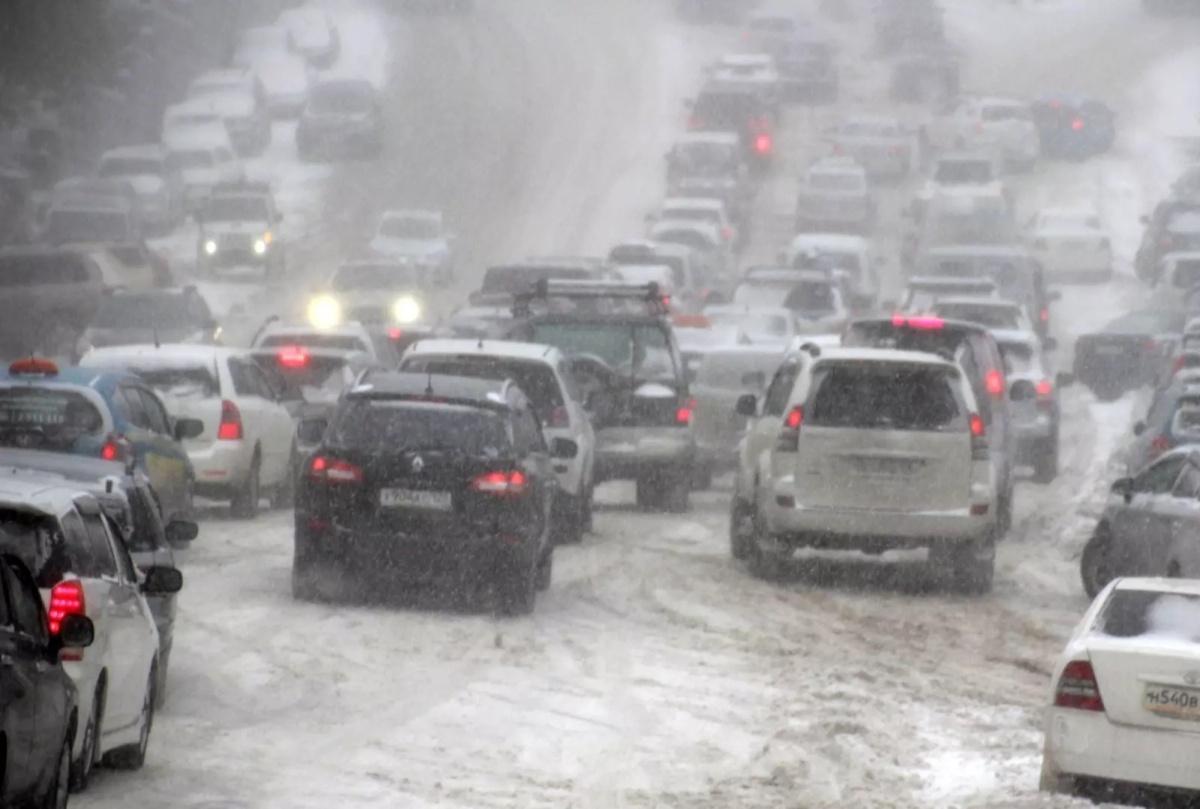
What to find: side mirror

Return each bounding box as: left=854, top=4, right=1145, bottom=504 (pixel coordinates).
left=141, top=565, right=183, bottom=595
left=173, top=417, right=204, bottom=441
left=165, top=519, right=198, bottom=547
left=1133, top=420, right=1146, bottom=436
left=1009, top=380, right=1036, bottom=402
left=735, top=393, right=757, bottom=417
left=297, top=417, right=328, bottom=445
left=56, top=613, right=95, bottom=651
left=1111, top=477, right=1133, bottom=501
left=1042, top=337, right=1058, bottom=351
left=550, top=437, right=578, bottom=459
left=1055, top=371, right=1075, bottom=388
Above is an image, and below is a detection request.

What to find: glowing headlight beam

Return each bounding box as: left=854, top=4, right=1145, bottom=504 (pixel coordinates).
left=306, top=295, right=342, bottom=331
left=203, top=239, right=218, bottom=256
left=392, top=296, right=422, bottom=324
left=253, top=239, right=268, bottom=256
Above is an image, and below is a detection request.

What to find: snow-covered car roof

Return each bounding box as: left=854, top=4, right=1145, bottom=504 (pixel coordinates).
left=716, top=53, right=774, bottom=68
left=404, top=339, right=559, bottom=363
left=0, top=477, right=89, bottom=520
left=788, top=233, right=869, bottom=252
left=662, top=196, right=726, bottom=212
left=810, top=346, right=958, bottom=370
left=80, top=344, right=244, bottom=370
left=1108, top=577, right=1200, bottom=598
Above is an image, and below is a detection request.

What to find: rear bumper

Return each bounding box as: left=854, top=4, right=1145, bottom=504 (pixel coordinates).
left=190, top=441, right=252, bottom=496
left=594, top=429, right=695, bottom=481
left=1043, top=707, right=1200, bottom=794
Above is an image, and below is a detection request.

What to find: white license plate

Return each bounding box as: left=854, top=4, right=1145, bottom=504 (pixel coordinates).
left=379, top=488, right=452, bottom=511
left=1143, top=684, right=1200, bottom=720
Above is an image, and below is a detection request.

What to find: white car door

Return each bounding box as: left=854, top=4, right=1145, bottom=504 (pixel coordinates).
left=227, top=357, right=272, bottom=478
left=250, top=362, right=298, bottom=484
left=739, top=357, right=802, bottom=502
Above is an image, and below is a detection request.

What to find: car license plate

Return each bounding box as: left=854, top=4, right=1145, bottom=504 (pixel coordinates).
left=379, top=488, right=452, bottom=511
left=1143, top=684, right=1200, bottom=720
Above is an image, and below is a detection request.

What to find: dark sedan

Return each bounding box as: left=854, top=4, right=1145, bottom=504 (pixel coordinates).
left=1032, top=96, right=1116, bottom=160
left=296, top=79, right=383, bottom=161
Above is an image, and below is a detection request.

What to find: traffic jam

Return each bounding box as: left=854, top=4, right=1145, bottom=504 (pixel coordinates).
left=0, top=0, right=1199, bottom=807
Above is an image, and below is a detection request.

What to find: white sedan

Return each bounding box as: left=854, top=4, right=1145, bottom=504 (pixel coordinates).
left=369, top=209, right=456, bottom=285
left=1027, top=206, right=1113, bottom=284
left=1041, top=578, right=1200, bottom=801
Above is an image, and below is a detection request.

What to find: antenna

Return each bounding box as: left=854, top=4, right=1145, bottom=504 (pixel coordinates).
left=425, top=370, right=434, bottom=396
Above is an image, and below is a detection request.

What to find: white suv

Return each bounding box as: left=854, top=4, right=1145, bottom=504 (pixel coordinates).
left=81, top=346, right=297, bottom=517
left=398, top=339, right=596, bottom=542
left=730, top=346, right=998, bottom=592
left=925, top=96, right=1040, bottom=171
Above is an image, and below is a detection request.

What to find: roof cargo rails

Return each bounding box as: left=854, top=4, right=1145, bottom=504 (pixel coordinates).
left=512, top=279, right=669, bottom=317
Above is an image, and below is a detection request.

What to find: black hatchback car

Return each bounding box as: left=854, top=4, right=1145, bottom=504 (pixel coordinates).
left=293, top=373, right=572, bottom=614
left=1031, top=96, right=1116, bottom=160
left=0, top=553, right=93, bottom=808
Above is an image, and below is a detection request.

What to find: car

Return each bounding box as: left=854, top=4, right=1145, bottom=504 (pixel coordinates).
left=322, top=259, right=429, bottom=331
left=0, top=247, right=108, bottom=357
left=296, top=79, right=383, bottom=161
left=1031, top=95, right=1116, bottom=160
left=742, top=5, right=813, bottom=53
left=398, top=339, right=596, bottom=543
left=368, top=209, right=454, bottom=285
left=230, top=24, right=291, bottom=68
left=995, top=330, right=1063, bottom=482
left=80, top=345, right=298, bottom=518
left=730, top=346, right=997, bottom=590
left=1073, top=309, right=1186, bottom=401
left=0, top=478, right=181, bottom=788
left=0, top=552, right=91, bottom=807
left=471, top=258, right=609, bottom=306
left=924, top=96, right=1040, bottom=171
left=647, top=218, right=733, bottom=282
left=652, top=196, right=741, bottom=252
left=889, top=42, right=960, bottom=105
left=507, top=282, right=697, bottom=512
left=1026, top=206, right=1113, bottom=284
left=246, top=53, right=310, bottom=119
left=781, top=233, right=881, bottom=309
left=707, top=53, right=782, bottom=107
left=874, top=0, right=945, bottom=53
left=732, top=267, right=848, bottom=335
left=703, top=304, right=798, bottom=349
left=43, top=197, right=140, bottom=247
left=196, top=183, right=284, bottom=277
left=96, top=145, right=182, bottom=234
left=77, top=242, right=171, bottom=292
left=675, top=0, right=743, bottom=23
left=610, top=240, right=721, bottom=308
left=48, top=176, right=141, bottom=231
left=161, top=100, right=230, bottom=154
left=293, top=372, right=565, bottom=613
left=911, top=152, right=1006, bottom=221
left=664, top=133, right=750, bottom=217
left=899, top=276, right=999, bottom=313
left=691, top=344, right=785, bottom=488
left=1040, top=578, right=1200, bottom=800
left=0, top=448, right=196, bottom=705
left=251, top=319, right=400, bottom=368
left=908, top=187, right=1020, bottom=266
left=1125, top=372, right=1200, bottom=472
left=828, top=116, right=913, bottom=179
left=687, top=82, right=776, bottom=166
left=77, top=287, right=220, bottom=358
left=673, top=313, right=748, bottom=382
left=1151, top=251, right=1200, bottom=312
left=774, top=29, right=839, bottom=102
left=279, top=6, right=341, bottom=69
left=0, top=359, right=202, bottom=522
left=794, top=156, right=874, bottom=234
left=188, top=68, right=267, bottom=111
left=1136, top=200, right=1200, bottom=283
left=930, top=297, right=1036, bottom=335
left=184, top=93, right=271, bottom=157
left=164, top=139, right=241, bottom=213
left=844, top=315, right=1017, bottom=533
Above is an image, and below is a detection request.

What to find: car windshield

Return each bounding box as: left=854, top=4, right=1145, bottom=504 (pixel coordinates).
left=840, top=121, right=897, bottom=138
left=330, top=400, right=510, bottom=455
left=808, top=363, right=963, bottom=431
left=809, top=171, right=863, bottom=191
left=401, top=357, right=564, bottom=415
left=982, top=104, right=1031, bottom=121
left=133, top=366, right=220, bottom=401
left=672, top=143, right=737, bottom=173
left=310, top=84, right=373, bottom=115
left=99, top=157, right=162, bottom=178
left=0, top=510, right=78, bottom=587
left=333, top=263, right=421, bottom=290
left=0, top=387, right=104, bottom=450
left=999, top=342, right=1037, bottom=375
left=935, top=161, right=991, bottom=184
left=693, top=92, right=758, bottom=124
left=45, top=209, right=129, bottom=243
left=1170, top=259, right=1200, bottom=289
left=532, top=322, right=677, bottom=380
left=380, top=215, right=439, bottom=239
left=785, top=281, right=835, bottom=314
left=92, top=295, right=196, bottom=329
left=1095, top=590, right=1200, bottom=643
left=204, top=195, right=269, bottom=222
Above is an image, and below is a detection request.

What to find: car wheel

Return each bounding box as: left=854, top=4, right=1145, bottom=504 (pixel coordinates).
left=1080, top=528, right=1114, bottom=598
left=41, top=733, right=71, bottom=809
left=272, top=448, right=298, bottom=510
left=1032, top=444, right=1058, bottom=484
left=104, top=667, right=155, bottom=770
left=691, top=462, right=713, bottom=491
left=496, top=554, right=536, bottom=617
left=635, top=473, right=660, bottom=509
left=535, top=548, right=553, bottom=592
left=728, top=499, right=754, bottom=560
left=70, top=685, right=101, bottom=792
left=230, top=455, right=261, bottom=519
left=665, top=468, right=691, bottom=513
left=937, top=538, right=995, bottom=595
left=748, top=510, right=785, bottom=581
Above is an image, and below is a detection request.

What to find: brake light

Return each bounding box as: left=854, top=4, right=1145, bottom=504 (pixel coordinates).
left=308, top=455, right=364, bottom=484
left=985, top=369, right=1005, bottom=398
left=48, top=579, right=85, bottom=646
left=276, top=345, right=310, bottom=369
left=470, top=469, right=528, bottom=496
left=545, top=405, right=569, bottom=428
left=721, top=225, right=734, bottom=242
left=675, top=398, right=695, bottom=426
left=776, top=405, right=803, bottom=452
left=217, top=400, right=243, bottom=441
left=8, top=358, right=59, bottom=376
left=785, top=406, right=804, bottom=430
left=1039, top=307, right=1050, bottom=323
left=387, top=327, right=404, bottom=341
left=1054, top=659, right=1104, bottom=712
left=1071, top=117, right=1085, bottom=131
left=891, top=314, right=945, bottom=330
left=1150, top=434, right=1172, bottom=458
left=969, top=413, right=985, bottom=438
left=969, top=412, right=989, bottom=460
left=661, top=294, right=672, bottom=309
left=100, top=436, right=122, bottom=462
left=1035, top=379, right=1053, bottom=398
left=754, top=133, right=773, bottom=155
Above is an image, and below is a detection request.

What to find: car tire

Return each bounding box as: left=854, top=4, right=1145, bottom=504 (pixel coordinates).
left=272, top=449, right=298, bottom=510
left=104, top=667, right=155, bottom=770
left=41, top=733, right=71, bottom=809
left=535, top=548, right=553, bottom=592
left=497, top=554, right=537, bottom=617
left=691, top=463, right=713, bottom=491
left=70, top=684, right=102, bottom=792
left=554, top=493, right=584, bottom=545
left=748, top=510, right=785, bottom=581
left=155, top=646, right=171, bottom=709
left=728, top=499, right=754, bottom=560
left=665, top=468, right=691, bottom=513
left=1080, top=527, right=1114, bottom=599
left=230, top=455, right=261, bottom=519
left=1032, top=444, right=1058, bottom=484
left=938, top=538, right=995, bottom=595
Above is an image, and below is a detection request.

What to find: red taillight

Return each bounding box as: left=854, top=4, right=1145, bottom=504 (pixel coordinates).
left=48, top=580, right=85, bottom=636
left=675, top=398, right=695, bottom=426
left=969, top=413, right=985, bottom=438
left=985, top=369, right=1005, bottom=398
left=217, top=400, right=243, bottom=441
left=831, top=143, right=844, bottom=155
left=891, top=314, right=945, bottom=330
left=776, top=405, right=803, bottom=451
left=308, top=455, right=364, bottom=485
left=661, top=294, right=672, bottom=309
left=276, top=345, right=310, bottom=369
left=785, top=406, right=804, bottom=430
left=720, top=225, right=734, bottom=242
left=1035, top=379, right=1053, bottom=398
left=1039, top=307, right=1050, bottom=323
left=545, top=405, right=569, bottom=428
left=1173, top=355, right=1186, bottom=375
left=8, top=357, right=59, bottom=376
left=1143, top=338, right=1160, bottom=354
left=969, top=412, right=989, bottom=460
left=470, top=469, right=528, bottom=496
left=387, top=327, right=404, bottom=341
left=1150, top=434, right=1172, bottom=457
left=1055, top=659, right=1104, bottom=712
left=100, top=438, right=120, bottom=461
left=754, top=133, right=773, bottom=155
left=1071, top=117, right=1085, bottom=131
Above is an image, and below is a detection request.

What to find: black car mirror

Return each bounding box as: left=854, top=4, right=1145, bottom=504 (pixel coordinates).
left=735, top=393, right=757, bottom=417
left=1055, top=371, right=1075, bottom=388
left=173, top=417, right=204, bottom=441
left=1009, top=380, right=1036, bottom=402
left=550, top=437, right=578, bottom=460
left=165, top=519, right=198, bottom=547
left=1133, top=420, right=1146, bottom=436
left=298, top=417, right=329, bottom=444
left=56, top=613, right=95, bottom=650
left=1111, top=477, right=1133, bottom=502
left=142, top=566, right=183, bottom=595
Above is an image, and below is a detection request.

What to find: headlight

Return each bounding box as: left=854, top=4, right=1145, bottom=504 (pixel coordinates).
left=306, top=295, right=342, bottom=330
left=253, top=239, right=268, bottom=256
left=203, top=239, right=218, bottom=256
left=392, top=296, right=422, bottom=324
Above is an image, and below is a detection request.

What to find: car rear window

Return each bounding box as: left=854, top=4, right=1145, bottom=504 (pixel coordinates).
left=808, top=172, right=863, bottom=192
left=0, top=509, right=109, bottom=586
left=400, top=357, right=564, bottom=414
left=92, top=294, right=194, bottom=329
left=333, top=263, right=421, bottom=291
left=132, top=366, right=220, bottom=400
left=694, top=92, right=759, bottom=124
left=807, top=363, right=963, bottom=431
left=330, top=400, right=510, bottom=455
left=46, top=209, right=130, bottom=244
left=1171, top=259, right=1200, bottom=289
left=0, top=253, right=91, bottom=287
left=998, top=342, right=1036, bottom=375
left=1171, top=401, right=1200, bottom=442
left=532, top=322, right=678, bottom=381
left=785, top=282, right=835, bottom=314
left=0, top=388, right=104, bottom=449
left=1095, top=589, right=1200, bottom=643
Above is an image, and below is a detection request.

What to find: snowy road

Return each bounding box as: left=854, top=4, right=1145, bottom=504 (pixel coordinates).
left=78, top=1, right=1200, bottom=807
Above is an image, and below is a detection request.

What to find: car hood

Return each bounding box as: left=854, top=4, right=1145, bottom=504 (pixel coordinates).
left=203, top=221, right=270, bottom=237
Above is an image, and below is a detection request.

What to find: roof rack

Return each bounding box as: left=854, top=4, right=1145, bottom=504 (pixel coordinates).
left=512, top=279, right=667, bottom=317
